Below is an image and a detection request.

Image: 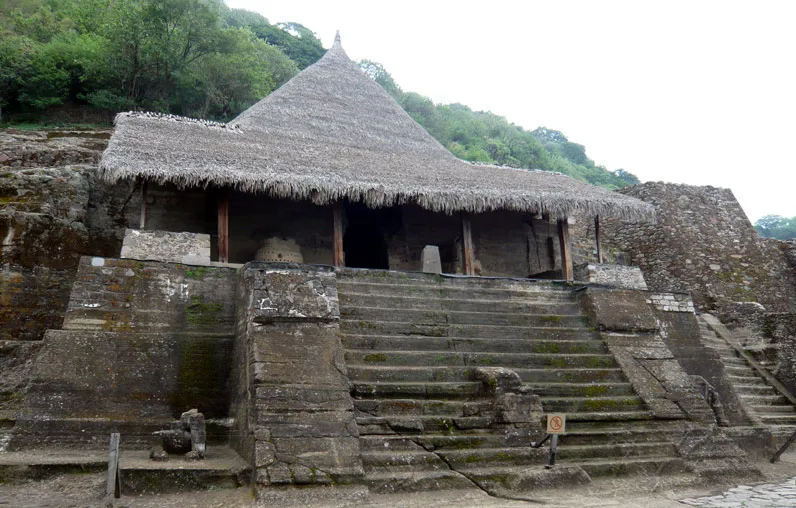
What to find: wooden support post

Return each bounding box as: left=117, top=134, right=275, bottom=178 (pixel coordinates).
left=333, top=202, right=344, bottom=267
left=106, top=432, right=121, bottom=502
left=139, top=180, right=148, bottom=230
left=462, top=213, right=475, bottom=276
left=557, top=219, right=573, bottom=281
left=594, top=215, right=603, bottom=264
left=217, top=191, right=229, bottom=263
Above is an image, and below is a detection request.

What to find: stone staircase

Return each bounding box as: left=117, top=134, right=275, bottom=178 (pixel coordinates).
left=337, top=269, right=686, bottom=491
left=698, top=315, right=796, bottom=439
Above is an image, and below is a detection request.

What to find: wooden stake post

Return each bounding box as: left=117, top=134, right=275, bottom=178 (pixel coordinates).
left=557, top=219, right=573, bottom=281
left=139, top=180, right=148, bottom=230
left=594, top=215, right=603, bottom=264
left=333, top=202, right=345, bottom=266
left=461, top=213, right=475, bottom=276
left=106, top=432, right=121, bottom=502
left=217, top=192, right=229, bottom=263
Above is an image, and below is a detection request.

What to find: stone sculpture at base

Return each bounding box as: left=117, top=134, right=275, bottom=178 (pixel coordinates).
left=150, top=409, right=207, bottom=461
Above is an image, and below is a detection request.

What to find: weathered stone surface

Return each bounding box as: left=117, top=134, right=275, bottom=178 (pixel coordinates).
left=230, top=263, right=363, bottom=489
left=248, top=263, right=339, bottom=323
left=62, top=257, right=237, bottom=335
left=594, top=183, right=796, bottom=315
left=657, top=310, right=751, bottom=426
left=121, top=229, right=211, bottom=265
left=582, top=288, right=659, bottom=332
left=251, top=323, right=348, bottom=388
left=574, top=263, right=647, bottom=290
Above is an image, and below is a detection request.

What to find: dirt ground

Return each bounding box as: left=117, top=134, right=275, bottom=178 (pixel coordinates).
left=2, top=453, right=796, bottom=508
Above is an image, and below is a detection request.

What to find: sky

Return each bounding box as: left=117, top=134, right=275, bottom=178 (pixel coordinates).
left=226, top=0, right=796, bottom=223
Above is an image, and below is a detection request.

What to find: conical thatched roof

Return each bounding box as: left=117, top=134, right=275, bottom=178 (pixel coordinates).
left=99, top=34, right=654, bottom=221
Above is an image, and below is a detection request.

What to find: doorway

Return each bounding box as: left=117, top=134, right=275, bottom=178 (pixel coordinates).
left=343, top=203, right=390, bottom=269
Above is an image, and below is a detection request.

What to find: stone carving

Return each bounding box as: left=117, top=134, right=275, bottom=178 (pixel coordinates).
left=255, top=237, right=303, bottom=263
left=150, top=409, right=207, bottom=461
left=472, top=367, right=543, bottom=427
left=690, top=375, right=730, bottom=427
left=421, top=245, right=441, bottom=274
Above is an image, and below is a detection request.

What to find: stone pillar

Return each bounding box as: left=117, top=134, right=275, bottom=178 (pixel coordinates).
left=230, top=263, right=362, bottom=490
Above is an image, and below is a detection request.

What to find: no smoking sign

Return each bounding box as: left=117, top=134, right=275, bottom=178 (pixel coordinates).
left=546, top=413, right=566, bottom=434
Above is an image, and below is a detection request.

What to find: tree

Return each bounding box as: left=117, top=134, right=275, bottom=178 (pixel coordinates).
left=359, top=60, right=401, bottom=98
left=755, top=215, right=796, bottom=240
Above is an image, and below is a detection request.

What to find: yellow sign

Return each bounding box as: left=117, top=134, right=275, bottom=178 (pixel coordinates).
left=547, top=413, right=566, bottom=434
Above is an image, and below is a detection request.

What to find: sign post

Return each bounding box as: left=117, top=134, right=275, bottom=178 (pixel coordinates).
left=545, top=414, right=566, bottom=469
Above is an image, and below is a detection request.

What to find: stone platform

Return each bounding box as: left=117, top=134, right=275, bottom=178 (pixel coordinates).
left=0, top=445, right=249, bottom=493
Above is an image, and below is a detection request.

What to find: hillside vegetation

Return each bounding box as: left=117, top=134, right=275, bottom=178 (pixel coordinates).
left=1, top=0, right=639, bottom=189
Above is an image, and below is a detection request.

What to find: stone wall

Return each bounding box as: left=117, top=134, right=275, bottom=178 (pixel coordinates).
left=12, top=257, right=237, bottom=449
left=574, top=263, right=647, bottom=290
left=581, top=287, right=749, bottom=426
left=229, top=263, right=363, bottom=488
left=598, top=183, right=796, bottom=315
left=121, top=229, right=211, bottom=265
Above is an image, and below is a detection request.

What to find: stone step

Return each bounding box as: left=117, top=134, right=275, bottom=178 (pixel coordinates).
left=559, top=428, right=680, bottom=446
left=340, top=320, right=596, bottom=340
left=750, top=404, right=796, bottom=414
left=342, top=335, right=608, bottom=355
left=337, top=274, right=577, bottom=294
left=525, top=382, right=636, bottom=398
left=721, top=357, right=749, bottom=367
left=339, top=292, right=581, bottom=315
left=734, top=384, right=778, bottom=395
left=358, top=434, right=525, bottom=452
left=337, top=282, right=576, bottom=303
left=345, top=350, right=617, bottom=369
left=758, top=414, right=796, bottom=425
left=364, top=469, right=472, bottom=494
left=354, top=398, right=489, bottom=418
left=545, top=410, right=655, bottom=423
left=540, top=396, right=647, bottom=413
left=727, top=375, right=767, bottom=386
left=356, top=415, right=495, bottom=435
left=347, top=366, right=628, bottom=384
left=570, top=456, right=687, bottom=477
left=724, top=365, right=757, bottom=376
left=351, top=381, right=635, bottom=400
left=740, top=394, right=790, bottom=405
left=437, top=447, right=546, bottom=468
left=351, top=381, right=482, bottom=399
left=361, top=450, right=449, bottom=473
left=557, top=441, right=677, bottom=461
left=340, top=307, right=588, bottom=328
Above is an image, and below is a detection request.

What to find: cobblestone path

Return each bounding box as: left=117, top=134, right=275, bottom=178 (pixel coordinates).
left=681, top=477, right=796, bottom=507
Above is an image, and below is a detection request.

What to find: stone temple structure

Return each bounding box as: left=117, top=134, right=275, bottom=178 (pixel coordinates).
left=2, top=33, right=795, bottom=499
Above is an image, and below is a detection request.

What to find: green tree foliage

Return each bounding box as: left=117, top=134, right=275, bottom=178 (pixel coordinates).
left=0, top=0, right=315, bottom=121
left=755, top=215, right=796, bottom=240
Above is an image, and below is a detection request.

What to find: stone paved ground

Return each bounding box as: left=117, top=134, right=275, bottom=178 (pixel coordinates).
left=680, top=478, right=796, bottom=507
left=2, top=452, right=796, bottom=507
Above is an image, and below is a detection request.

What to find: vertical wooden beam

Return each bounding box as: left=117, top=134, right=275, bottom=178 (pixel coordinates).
left=333, top=202, right=344, bottom=266
left=557, top=219, right=573, bottom=281
left=594, top=215, right=603, bottom=264
left=217, top=191, right=229, bottom=263
left=139, top=180, right=148, bottom=230
left=461, top=213, right=475, bottom=276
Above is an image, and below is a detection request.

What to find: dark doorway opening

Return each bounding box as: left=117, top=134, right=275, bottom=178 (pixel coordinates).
left=344, top=203, right=390, bottom=269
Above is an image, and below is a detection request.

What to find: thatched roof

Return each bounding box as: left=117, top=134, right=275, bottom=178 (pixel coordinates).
left=99, top=34, right=654, bottom=221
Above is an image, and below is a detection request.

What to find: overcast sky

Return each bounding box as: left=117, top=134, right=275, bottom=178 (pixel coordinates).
left=226, top=0, right=796, bottom=222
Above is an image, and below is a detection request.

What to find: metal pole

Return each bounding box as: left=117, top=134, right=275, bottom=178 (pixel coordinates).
left=546, top=434, right=558, bottom=468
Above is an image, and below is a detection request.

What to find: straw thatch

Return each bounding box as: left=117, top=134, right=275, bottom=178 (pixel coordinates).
left=99, top=35, right=654, bottom=222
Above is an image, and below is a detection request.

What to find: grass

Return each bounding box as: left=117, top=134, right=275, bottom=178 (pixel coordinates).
left=0, top=121, right=111, bottom=130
